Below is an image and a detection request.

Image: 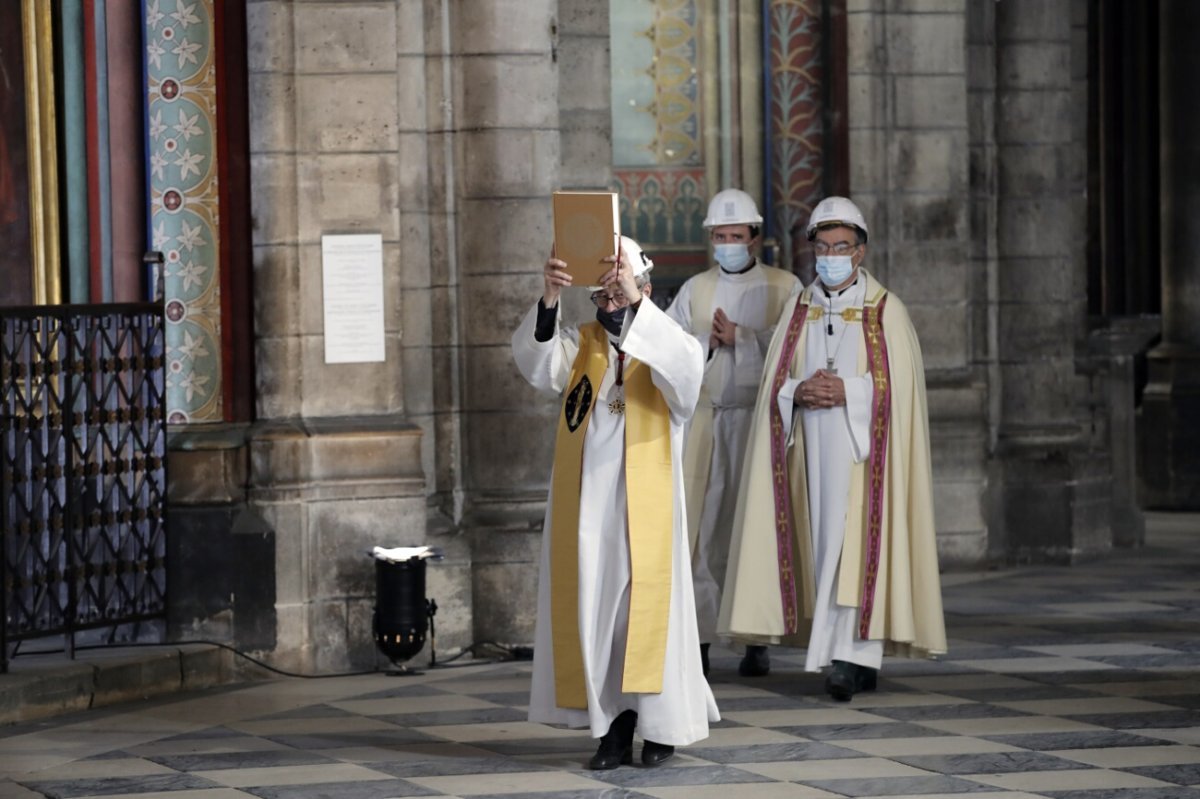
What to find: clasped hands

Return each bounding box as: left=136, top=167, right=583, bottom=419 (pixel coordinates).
left=542, top=244, right=640, bottom=308
left=709, top=308, right=736, bottom=350
left=795, top=369, right=845, bottom=409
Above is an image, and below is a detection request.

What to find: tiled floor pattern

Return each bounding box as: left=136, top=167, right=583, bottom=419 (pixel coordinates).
left=1, top=514, right=1198, bottom=798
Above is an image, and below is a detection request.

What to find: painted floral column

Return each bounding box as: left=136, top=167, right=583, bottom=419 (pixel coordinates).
left=767, top=0, right=823, bottom=275
left=145, top=0, right=222, bottom=423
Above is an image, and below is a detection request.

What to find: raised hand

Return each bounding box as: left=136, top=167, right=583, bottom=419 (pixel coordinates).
left=598, top=243, right=642, bottom=307
left=543, top=243, right=573, bottom=307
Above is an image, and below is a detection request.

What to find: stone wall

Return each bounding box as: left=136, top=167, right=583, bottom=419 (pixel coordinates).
left=847, top=0, right=989, bottom=565
left=244, top=0, right=448, bottom=672
left=448, top=0, right=562, bottom=647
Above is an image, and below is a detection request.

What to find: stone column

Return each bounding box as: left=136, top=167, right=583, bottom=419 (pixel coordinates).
left=992, top=0, right=1110, bottom=561
left=245, top=1, right=431, bottom=672
left=1090, top=319, right=1159, bottom=547
left=1140, top=0, right=1200, bottom=509
left=444, top=0, right=560, bottom=645
left=848, top=1, right=988, bottom=565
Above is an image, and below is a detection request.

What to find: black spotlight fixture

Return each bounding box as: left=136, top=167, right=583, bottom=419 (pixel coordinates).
left=372, top=548, right=441, bottom=675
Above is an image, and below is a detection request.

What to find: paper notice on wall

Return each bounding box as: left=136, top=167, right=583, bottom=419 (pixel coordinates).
left=322, top=233, right=385, bottom=364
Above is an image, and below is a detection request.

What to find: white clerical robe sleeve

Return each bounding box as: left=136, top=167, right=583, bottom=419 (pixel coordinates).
left=620, top=300, right=704, bottom=420
left=665, top=280, right=710, bottom=362
left=511, top=301, right=580, bottom=394
left=776, top=376, right=803, bottom=442
left=752, top=279, right=799, bottom=353
left=843, top=373, right=874, bottom=463
left=732, top=323, right=769, bottom=396
left=664, top=281, right=691, bottom=329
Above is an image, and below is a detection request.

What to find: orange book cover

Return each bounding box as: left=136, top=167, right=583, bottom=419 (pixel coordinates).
left=552, top=191, right=620, bottom=287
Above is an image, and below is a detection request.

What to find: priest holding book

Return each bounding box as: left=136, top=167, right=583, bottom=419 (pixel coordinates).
left=513, top=235, right=718, bottom=770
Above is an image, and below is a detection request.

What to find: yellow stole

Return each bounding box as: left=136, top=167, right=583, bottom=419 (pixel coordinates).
left=549, top=321, right=674, bottom=709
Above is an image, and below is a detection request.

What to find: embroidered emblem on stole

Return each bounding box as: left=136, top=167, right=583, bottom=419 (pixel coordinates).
left=564, top=375, right=593, bottom=432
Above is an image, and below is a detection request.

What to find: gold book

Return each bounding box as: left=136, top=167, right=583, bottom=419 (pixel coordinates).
left=552, top=191, right=620, bottom=287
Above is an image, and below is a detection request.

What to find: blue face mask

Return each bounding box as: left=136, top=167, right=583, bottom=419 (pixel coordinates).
left=815, top=255, right=854, bottom=286
left=713, top=243, right=752, bottom=273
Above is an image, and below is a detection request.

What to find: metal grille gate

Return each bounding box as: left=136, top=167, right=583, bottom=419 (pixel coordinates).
left=1, top=304, right=167, bottom=672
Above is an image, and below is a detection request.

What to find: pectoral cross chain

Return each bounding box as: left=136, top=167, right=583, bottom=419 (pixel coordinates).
left=609, top=350, right=626, bottom=415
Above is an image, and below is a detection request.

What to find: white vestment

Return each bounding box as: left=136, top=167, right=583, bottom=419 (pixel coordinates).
left=776, top=276, right=884, bottom=671
left=512, top=298, right=719, bottom=746
left=666, top=263, right=800, bottom=642
left=719, top=269, right=946, bottom=662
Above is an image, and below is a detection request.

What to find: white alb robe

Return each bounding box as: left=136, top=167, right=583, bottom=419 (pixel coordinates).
left=666, top=264, right=800, bottom=642
left=512, top=298, right=719, bottom=746
left=776, top=276, right=884, bottom=672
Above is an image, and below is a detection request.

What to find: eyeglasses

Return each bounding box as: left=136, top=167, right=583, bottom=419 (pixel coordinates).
left=590, top=291, right=631, bottom=309
left=812, top=241, right=859, bottom=256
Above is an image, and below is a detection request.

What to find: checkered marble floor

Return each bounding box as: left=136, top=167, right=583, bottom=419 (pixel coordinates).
left=2, top=514, right=1198, bottom=799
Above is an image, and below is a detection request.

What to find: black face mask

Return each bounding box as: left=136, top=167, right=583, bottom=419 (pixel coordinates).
left=596, top=306, right=627, bottom=337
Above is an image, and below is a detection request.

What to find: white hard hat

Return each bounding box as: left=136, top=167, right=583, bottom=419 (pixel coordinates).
left=589, top=236, right=653, bottom=290
left=620, top=235, right=654, bottom=278
left=702, top=188, right=763, bottom=228
left=806, top=196, right=869, bottom=242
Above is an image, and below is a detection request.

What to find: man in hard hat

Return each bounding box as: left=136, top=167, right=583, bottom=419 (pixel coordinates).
left=514, top=236, right=719, bottom=770
left=718, top=196, right=946, bottom=701
left=665, top=189, right=800, bottom=678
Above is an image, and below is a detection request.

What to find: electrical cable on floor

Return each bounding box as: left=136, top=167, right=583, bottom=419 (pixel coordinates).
left=438, top=640, right=534, bottom=665
left=7, top=638, right=532, bottom=680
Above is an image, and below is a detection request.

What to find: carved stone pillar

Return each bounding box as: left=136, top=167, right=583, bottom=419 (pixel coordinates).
left=1140, top=0, right=1200, bottom=509
left=992, top=0, right=1111, bottom=561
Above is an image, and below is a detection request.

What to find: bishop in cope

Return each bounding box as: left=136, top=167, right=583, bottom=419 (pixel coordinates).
left=719, top=197, right=947, bottom=702
left=512, top=235, right=718, bottom=770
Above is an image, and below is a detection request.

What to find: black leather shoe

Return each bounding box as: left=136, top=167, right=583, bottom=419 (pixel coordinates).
left=739, top=645, right=770, bottom=677
left=588, top=710, right=637, bottom=770
left=824, top=661, right=855, bottom=701
left=641, top=740, right=675, bottom=766
left=824, top=660, right=878, bottom=702
left=700, top=643, right=710, bottom=677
